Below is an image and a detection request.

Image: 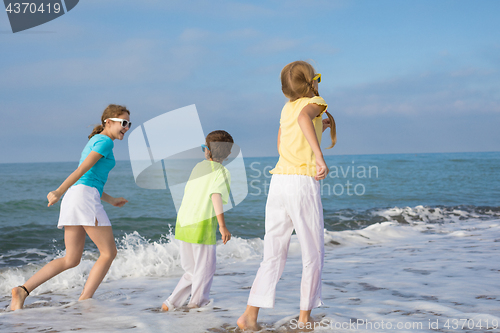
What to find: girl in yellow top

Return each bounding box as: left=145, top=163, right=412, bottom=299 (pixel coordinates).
left=238, top=61, right=336, bottom=330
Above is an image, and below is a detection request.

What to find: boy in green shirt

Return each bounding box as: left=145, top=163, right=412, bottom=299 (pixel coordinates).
left=162, top=130, right=233, bottom=310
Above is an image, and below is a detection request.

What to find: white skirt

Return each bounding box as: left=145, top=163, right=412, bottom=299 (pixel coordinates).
left=57, top=184, right=111, bottom=229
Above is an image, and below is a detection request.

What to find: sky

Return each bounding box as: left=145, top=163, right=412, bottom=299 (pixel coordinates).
left=1, top=0, right=499, bottom=163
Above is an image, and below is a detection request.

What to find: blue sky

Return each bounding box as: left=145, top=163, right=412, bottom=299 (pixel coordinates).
left=1, top=0, right=499, bottom=163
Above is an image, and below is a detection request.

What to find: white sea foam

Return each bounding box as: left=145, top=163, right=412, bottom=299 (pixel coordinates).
left=1, top=206, right=499, bottom=332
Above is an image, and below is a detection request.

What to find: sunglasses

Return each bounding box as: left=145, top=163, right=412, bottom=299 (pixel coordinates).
left=106, top=118, right=132, bottom=129
left=201, top=144, right=210, bottom=152
left=313, top=73, right=321, bottom=83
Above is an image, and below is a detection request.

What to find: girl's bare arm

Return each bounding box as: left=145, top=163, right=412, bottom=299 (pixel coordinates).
left=47, top=151, right=103, bottom=207
left=297, top=104, right=329, bottom=180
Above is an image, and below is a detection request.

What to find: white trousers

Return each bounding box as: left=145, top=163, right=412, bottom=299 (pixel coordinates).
left=247, top=174, right=324, bottom=311
left=164, top=241, right=216, bottom=308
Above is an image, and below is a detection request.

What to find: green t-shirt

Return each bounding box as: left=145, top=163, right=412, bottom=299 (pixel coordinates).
left=175, top=160, right=231, bottom=245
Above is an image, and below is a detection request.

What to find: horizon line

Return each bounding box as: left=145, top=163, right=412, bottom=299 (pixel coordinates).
left=1, top=150, right=499, bottom=165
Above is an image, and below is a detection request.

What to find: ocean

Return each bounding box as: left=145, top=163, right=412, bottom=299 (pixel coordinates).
left=0, top=152, right=499, bottom=332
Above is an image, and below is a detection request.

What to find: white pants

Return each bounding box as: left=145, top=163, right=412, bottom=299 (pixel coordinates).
left=164, top=241, right=216, bottom=308
left=248, top=174, right=324, bottom=311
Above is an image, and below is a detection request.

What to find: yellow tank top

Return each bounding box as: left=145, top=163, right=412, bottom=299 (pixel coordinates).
left=270, top=96, right=327, bottom=177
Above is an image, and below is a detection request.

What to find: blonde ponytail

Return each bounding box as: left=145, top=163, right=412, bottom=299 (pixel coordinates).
left=325, top=110, right=337, bottom=149
left=281, top=61, right=318, bottom=101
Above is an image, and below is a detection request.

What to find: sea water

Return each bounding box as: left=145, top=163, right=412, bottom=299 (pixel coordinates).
left=0, top=152, right=499, bottom=332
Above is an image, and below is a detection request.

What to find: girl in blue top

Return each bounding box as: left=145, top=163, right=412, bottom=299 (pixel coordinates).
left=11, top=104, right=131, bottom=311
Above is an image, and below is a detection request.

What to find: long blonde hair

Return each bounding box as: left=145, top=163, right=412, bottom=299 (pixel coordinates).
left=88, top=104, right=130, bottom=139
left=281, top=61, right=337, bottom=149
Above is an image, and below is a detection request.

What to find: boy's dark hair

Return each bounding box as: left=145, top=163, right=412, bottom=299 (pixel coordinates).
left=206, top=130, right=234, bottom=162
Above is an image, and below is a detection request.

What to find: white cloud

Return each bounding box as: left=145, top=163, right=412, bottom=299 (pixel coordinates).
left=246, top=37, right=300, bottom=54
left=179, top=27, right=259, bottom=44
left=0, top=37, right=208, bottom=88
left=179, top=28, right=212, bottom=42
left=82, top=0, right=274, bottom=18
left=333, top=68, right=500, bottom=117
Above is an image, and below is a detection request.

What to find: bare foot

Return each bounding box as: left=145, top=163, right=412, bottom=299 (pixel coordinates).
left=237, top=312, right=261, bottom=331
left=10, top=286, right=29, bottom=311
left=294, top=321, right=315, bottom=332
left=161, top=303, right=169, bottom=311
left=296, top=310, right=315, bottom=332
left=296, top=310, right=313, bottom=331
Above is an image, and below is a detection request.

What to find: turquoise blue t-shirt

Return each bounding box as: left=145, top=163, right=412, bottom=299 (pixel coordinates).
left=73, top=134, right=115, bottom=196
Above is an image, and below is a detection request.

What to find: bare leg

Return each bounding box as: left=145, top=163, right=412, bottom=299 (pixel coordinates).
left=79, top=226, right=117, bottom=300
left=237, top=305, right=261, bottom=331
left=11, top=226, right=86, bottom=310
